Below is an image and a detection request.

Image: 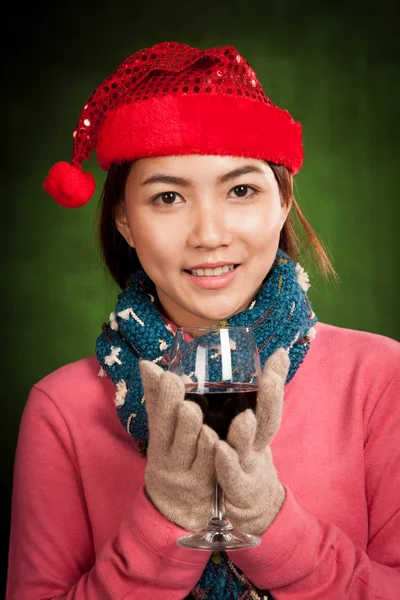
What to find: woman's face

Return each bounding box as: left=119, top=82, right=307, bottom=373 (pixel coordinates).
left=115, top=155, right=291, bottom=327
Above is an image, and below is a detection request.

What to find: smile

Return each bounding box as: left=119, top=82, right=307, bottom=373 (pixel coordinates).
left=184, top=264, right=239, bottom=290
left=187, top=265, right=236, bottom=277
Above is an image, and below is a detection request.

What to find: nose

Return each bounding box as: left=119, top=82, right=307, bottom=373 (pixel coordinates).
left=187, top=199, right=233, bottom=249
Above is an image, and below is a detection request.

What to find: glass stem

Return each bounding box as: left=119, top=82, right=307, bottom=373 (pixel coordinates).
left=212, top=482, right=226, bottom=520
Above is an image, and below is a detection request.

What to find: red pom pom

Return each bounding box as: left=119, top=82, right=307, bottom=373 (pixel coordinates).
left=43, top=162, right=96, bottom=208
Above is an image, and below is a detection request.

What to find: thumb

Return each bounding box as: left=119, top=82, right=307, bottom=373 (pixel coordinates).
left=139, top=359, right=164, bottom=386
left=254, top=349, right=289, bottom=450
left=139, top=360, right=164, bottom=417
left=262, top=348, right=290, bottom=381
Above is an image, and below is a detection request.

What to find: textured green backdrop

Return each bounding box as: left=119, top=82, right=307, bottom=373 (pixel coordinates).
left=3, top=0, right=399, bottom=592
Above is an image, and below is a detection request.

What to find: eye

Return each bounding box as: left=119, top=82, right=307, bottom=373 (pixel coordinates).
left=228, top=185, right=257, bottom=199
left=152, top=192, right=183, bottom=207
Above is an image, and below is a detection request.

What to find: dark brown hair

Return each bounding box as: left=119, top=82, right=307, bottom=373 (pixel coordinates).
left=97, top=161, right=336, bottom=289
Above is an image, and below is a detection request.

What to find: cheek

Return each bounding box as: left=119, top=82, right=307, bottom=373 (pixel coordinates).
left=234, top=204, right=283, bottom=247
left=128, top=213, right=184, bottom=264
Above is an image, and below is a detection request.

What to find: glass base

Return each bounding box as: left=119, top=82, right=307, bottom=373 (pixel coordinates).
left=176, top=516, right=261, bottom=551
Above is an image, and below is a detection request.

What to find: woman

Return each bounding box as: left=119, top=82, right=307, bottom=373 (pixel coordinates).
left=7, top=41, right=400, bottom=599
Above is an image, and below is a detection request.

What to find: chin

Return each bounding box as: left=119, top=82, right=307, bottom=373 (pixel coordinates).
left=193, top=304, right=244, bottom=324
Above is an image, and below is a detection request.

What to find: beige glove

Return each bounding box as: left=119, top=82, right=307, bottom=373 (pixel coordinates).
left=140, top=360, right=219, bottom=531
left=215, top=348, right=290, bottom=535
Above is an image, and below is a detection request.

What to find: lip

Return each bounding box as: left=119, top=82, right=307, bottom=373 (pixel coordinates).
left=185, top=265, right=239, bottom=290
left=186, top=261, right=238, bottom=270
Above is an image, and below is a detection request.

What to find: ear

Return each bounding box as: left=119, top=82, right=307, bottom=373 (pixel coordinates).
left=114, top=202, right=135, bottom=248
left=280, top=194, right=293, bottom=229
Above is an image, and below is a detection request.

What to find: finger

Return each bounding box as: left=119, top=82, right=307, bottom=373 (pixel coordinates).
left=254, top=349, right=289, bottom=450
left=215, top=440, right=249, bottom=505
left=171, top=401, right=204, bottom=468
left=226, top=409, right=257, bottom=465
left=149, top=371, right=185, bottom=452
left=193, top=424, right=219, bottom=479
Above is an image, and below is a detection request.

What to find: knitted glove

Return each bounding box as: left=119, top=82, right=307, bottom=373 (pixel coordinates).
left=215, top=348, right=290, bottom=535
left=140, top=360, right=219, bottom=531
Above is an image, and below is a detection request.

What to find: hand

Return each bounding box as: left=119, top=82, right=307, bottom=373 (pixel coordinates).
left=140, top=360, right=219, bottom=531
left=215, top=348, right=290, bottom=535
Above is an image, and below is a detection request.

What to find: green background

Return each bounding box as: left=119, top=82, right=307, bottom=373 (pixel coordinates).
left=3, top=0, right=399, bottom=593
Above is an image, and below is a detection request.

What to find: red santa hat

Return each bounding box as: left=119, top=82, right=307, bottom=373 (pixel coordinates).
left=43, top=41, right=304, bottom=208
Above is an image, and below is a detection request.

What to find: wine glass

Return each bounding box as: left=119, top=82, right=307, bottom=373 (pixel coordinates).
left=168, top=326, right=262, bottom=551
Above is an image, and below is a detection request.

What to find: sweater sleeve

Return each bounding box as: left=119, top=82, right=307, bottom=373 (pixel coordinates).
left=228, top=367, right=400, bottom=599
left=6, top=386, right=209, bottom=600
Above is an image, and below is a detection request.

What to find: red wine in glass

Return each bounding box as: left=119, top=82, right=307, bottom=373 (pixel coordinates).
left=169, top=326, right=262, bottom=550
left=185, top=383, right=258, bottom=440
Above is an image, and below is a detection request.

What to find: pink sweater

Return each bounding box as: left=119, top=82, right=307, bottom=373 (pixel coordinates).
left=7, top=323, right=400, bottom=599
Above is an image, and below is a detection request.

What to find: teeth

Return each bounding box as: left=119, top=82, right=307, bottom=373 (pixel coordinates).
left=189, top=265, right=236, bottom=277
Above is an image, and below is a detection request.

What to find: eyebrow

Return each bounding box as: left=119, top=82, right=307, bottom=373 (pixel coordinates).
left=140, top=164, right=265, bottom=187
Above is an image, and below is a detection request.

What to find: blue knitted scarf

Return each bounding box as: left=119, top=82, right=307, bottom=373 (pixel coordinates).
left=96, top=249, right=317, bottom=599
